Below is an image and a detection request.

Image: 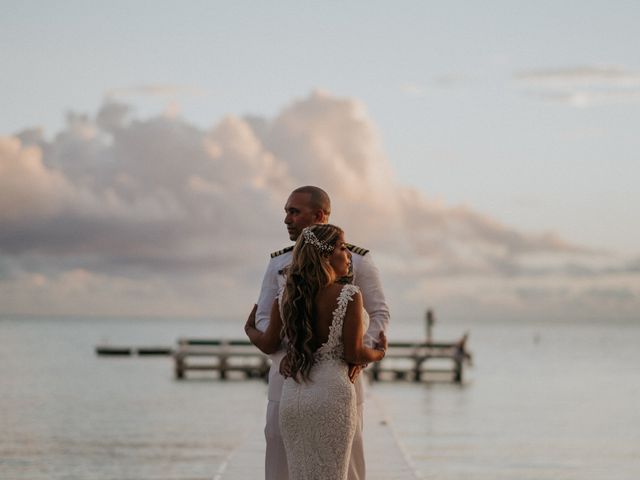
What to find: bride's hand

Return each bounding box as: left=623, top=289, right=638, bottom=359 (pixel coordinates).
left=348, top=364, right=362, bottom=384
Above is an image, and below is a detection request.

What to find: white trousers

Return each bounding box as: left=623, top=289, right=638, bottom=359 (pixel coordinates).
left=265, top=400, right=365, bottom=480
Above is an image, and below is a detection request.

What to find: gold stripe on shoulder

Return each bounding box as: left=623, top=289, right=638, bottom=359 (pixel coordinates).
left=346, top=243, right=369, bottom=256
left=270, top=245, right=294, bottom=258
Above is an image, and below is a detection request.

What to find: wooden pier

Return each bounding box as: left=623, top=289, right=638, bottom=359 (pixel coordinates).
left=216, top=391, right=421, bottom=480
left=370, top=334, right=471, bottom=383
left=171, top=335, right=471, bottom=383
left=173, top=338, right=270, bottom=380
left=95, top=345, right=173, bottom=356
left=95, top=310, right=471, bottom=383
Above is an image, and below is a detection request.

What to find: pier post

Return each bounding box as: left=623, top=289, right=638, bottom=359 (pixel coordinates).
left=413, top=363, right=422, bottom=382
left=453, top=332, right=469, bottom=383
left=453, top=357, right=462, bottom=383
left=219, top=340, right=229, bottom=380
left=371, top=361, right=381, bottom=381
left=413, top=355, right=424, bottom=382
left=175, top=354, right=185, bottom=379
left=426, top=309, right=434, bottom=344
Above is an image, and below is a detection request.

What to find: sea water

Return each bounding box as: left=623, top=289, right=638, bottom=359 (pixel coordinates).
left=1, top=316, right=639, bottom=479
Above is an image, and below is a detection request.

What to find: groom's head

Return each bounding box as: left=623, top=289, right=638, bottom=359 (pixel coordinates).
left=284, top=186, right=331, bottom=241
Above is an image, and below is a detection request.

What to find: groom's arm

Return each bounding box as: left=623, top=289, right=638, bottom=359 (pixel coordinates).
left=355, top=252, right=390, bottom=348
left=255, top=258, right=279, bottom=333
left=246, top=300, right=282, bottom=354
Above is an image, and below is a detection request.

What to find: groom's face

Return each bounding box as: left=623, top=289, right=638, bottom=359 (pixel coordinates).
left=284, top=192, right=324, bottom=241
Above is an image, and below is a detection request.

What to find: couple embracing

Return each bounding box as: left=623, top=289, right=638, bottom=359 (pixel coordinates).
left=244, top=186, right=390, bottom=480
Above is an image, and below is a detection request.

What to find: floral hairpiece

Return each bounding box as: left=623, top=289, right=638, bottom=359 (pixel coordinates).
left=302, top=227, right=334, bottom=254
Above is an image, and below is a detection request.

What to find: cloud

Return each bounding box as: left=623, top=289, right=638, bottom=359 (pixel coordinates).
left=105, top=84, right=208, bottom=99
left=400, top=83, right=426, bottom=97
left=431, top=74, right=469, bottom=88
left=400, top=75, right=469, bottom=97
left=1, top=91, right=637, bottom=321
left=0, top=136, right=75, bottom=223
left=514, top=65, right=640, bottom=107
left=515, top=66, right=640, bottom=87
left=526, top=89, right=640, bottom=108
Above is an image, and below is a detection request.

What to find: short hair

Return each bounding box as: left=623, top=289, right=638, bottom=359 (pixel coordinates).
left=291, top=186, right=331, bottom=216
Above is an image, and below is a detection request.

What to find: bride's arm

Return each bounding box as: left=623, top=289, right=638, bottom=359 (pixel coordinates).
left=244, top=300, right=282, bottom=354
left=343, top=292, right=386, bottom=365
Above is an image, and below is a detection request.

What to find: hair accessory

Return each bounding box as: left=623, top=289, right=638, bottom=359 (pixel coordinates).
left=302, top=227, right=334, bottom=254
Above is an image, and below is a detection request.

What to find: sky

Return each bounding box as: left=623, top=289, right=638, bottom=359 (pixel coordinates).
left=1, top=1, right=639, bottom=323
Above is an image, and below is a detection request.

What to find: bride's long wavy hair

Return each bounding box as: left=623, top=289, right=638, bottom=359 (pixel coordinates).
left=281, top=223, right=343, bottom=382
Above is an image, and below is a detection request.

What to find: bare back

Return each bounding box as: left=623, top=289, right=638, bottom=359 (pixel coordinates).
left=312, top=283, right=348, bottom=350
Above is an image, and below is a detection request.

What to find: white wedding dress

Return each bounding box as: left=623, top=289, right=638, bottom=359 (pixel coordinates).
left=278, top=284, right=361, bottom=480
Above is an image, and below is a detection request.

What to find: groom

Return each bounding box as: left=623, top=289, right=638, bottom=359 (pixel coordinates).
left=252, top=185, right=390, bottom=480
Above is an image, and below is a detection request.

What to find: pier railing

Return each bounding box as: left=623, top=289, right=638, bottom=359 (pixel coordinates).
left=371, top=335, right=471, bottom=383
left=173, top=338, right=270, bottom=380
left=171, top=336, right=471, bottom=383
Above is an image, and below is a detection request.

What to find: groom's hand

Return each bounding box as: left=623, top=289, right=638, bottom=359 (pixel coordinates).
left=348, top=364, right=363, bottom=384
left=375, top=331, right=388, bottom=354
left=279, top=354, right=292, bottom=378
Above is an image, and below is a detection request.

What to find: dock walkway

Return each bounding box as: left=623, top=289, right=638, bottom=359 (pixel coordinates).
left=215, top=392, right=421, bottom=480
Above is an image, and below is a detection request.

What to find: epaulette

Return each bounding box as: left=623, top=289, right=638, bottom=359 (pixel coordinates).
left=270, top=245, right=294, bottom=258
left=346, top=243, right=369, bottom=256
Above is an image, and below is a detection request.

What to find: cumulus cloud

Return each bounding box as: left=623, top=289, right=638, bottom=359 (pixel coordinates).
left=0, top=136, right=75, bottom=222
left=515, top=65, right=640, bottom=107
left=1, top=91, right=637, bottom=321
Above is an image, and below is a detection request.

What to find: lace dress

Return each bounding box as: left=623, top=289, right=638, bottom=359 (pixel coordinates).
left=278, top=284, right=360, bottom=480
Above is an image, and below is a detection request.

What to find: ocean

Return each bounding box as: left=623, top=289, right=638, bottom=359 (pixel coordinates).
left=1, top=316, right=639, bottom=479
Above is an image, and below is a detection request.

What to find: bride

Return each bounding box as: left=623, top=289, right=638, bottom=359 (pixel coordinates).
left=245, top=224, right=387, bottom=480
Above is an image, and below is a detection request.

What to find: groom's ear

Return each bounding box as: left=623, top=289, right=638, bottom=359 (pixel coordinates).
left=312, top=209, right=326, bottom=223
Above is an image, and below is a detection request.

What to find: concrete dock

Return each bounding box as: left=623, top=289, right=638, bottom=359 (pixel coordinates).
left=215, top=392, right=422, bottom=480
